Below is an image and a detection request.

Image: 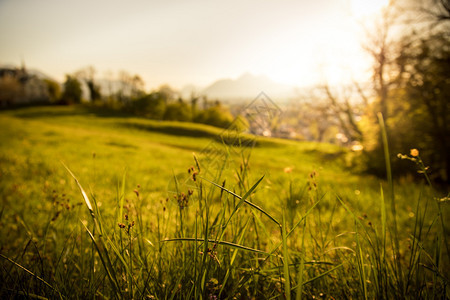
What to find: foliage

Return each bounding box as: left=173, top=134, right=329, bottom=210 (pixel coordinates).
left=116, top=71, right=145, bottom=104
left=130, top=92, right=166, bottom=119
left=194, top=102, right=234, bottom=128
left=163, top=99, right=192, bottom=121
left=86, top=79, right=101, bottom=102
left=398, top=31, right=450, bottom=182
left=43, top=79, right=61, bottom=103
left=60, top=75, right=82, bottom=104
left=358, top=1, right=450, bottom=183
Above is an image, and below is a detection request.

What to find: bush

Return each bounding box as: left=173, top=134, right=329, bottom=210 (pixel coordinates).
left=163, top=100, right=191, bottom=122
left=131, top=93, right=166, bottom=120
left=194, top=105, right=234, bottom=128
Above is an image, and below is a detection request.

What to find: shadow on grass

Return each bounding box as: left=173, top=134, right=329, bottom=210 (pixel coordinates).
left=8, top=104, right=134, bottom=119
left=7, top=104, right=282, bottom=148
left=120, top=121, right=265, bottom=149
left=120, top=121, right=219, bottom=138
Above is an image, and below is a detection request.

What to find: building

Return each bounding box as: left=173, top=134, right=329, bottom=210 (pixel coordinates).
left=0, top=64, right=49, bottom=106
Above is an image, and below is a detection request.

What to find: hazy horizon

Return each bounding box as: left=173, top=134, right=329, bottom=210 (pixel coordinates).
left=0, top=0, right=389, bottom=90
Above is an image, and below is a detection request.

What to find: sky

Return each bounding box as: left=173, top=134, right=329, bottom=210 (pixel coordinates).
left=0, top=0, right=389, bottom=90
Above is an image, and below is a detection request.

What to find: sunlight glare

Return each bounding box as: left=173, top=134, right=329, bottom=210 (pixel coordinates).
left=351, top=0, right=390, bottom=17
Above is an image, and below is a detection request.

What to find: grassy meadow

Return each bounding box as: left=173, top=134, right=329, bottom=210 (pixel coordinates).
left=0, top=105, right=448, bottom=299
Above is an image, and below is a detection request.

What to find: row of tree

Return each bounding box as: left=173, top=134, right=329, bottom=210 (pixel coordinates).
left=54, top=69, right=238, bottom=130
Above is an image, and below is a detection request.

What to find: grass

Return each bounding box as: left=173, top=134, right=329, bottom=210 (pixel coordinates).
left=0, top=105, right=448, bottom=299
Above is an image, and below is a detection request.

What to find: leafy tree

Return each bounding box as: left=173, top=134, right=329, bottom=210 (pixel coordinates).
left=131, top=92, right=166, bottom=120
left=395, top=32, right=450, bottom=182
left=61, top=75, right=82, bottom=104
left=359, top=0, right=450, bottom=182
left=43, top=79, right=61, bottom=103
left=86, top=80, right=101, bottom=101
left=75, top=66, right=102, bottom=102
left=194, top=102, right=234, bottom=128
left=130, top=75, right=144, bottom=99
left=158, top=84, right=177, bottom=103
left=116, top=71, right=145, bottom=104
left=163, top=99, right=191, bottom=122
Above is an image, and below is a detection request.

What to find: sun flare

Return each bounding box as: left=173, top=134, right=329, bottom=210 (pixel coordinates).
left=351, top=0, right=390, bottom=18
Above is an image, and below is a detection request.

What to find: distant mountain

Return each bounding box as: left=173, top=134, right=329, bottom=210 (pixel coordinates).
left=201, top=73, right=297, bottom=101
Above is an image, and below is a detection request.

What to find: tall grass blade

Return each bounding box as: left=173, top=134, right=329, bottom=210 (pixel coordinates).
left=291, top=263, right=344, bottom=290
left=0, top=253, right=60, bottom=297
left=202, top=176, right=281, bottom=226
left=295, top=221, right=306, bottom=300
left=117, top=170, right=126, bottom=225
left=355, top=224, right=368, bottom=300
left=63, top=163, right=121, bottom=298
left=62, top=162, right=94, bottom=214
left=162, top=238, right=270, bottom=255
left=282, top=213, right=291, bottom=300
left=219, top=219, right=249, bottom=298
left=81, top=221, right=121, bottom=299
left=377, top=113, right=403, bottom=293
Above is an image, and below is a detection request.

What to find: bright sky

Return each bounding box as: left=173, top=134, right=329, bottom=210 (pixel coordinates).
left=0, top=0, right=389, bottom=90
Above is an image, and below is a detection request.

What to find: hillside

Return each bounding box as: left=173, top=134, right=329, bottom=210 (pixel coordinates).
left=0, top=105, right=358, bottom=195
left=0, top=105, right=446, bottom=299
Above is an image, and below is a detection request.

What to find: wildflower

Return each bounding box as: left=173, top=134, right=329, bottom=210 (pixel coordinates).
left=410, top=149, right=419, bottom=157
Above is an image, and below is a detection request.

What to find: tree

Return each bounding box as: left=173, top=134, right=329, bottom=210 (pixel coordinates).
left=158, top=84, right=177, bottom=103
left=396, top=31, right=450, bottom=182
left=319, top=83, right=363, bottom=142
left=117, top=70, right=145, bottom=104
left=163, top=99, right=191, bottom=122
left=43, top=79, right=61, bottom=103
left=130, top=75, right=144, bottom=99
left=61, top=75, right=82, bottom=104
left=361, top=1, right=402, bottom=122
left=358, top=1, right=421, bottom=176
left=194, top=102, right=234, bottom=128
left=359, top=0, right=450, bottom=182
left=131, top=92, right=166, bottom=120
left=417, top=0, right=450, bottom=24
left=76, top=66, right=101, bottom=102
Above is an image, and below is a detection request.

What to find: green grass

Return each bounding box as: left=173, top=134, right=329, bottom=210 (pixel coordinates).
left=0, top=105, right=448, bottom=299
